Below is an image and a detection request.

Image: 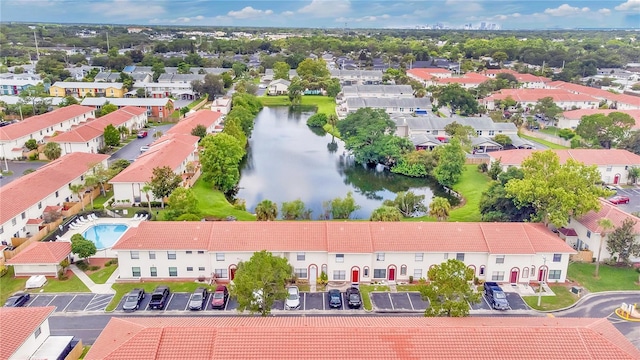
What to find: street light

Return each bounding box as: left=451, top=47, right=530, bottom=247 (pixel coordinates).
left=537, top=255, right=547, bottom=307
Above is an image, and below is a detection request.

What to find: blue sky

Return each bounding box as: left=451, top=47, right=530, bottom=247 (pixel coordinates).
left=1, top=0, right=639, bottom=29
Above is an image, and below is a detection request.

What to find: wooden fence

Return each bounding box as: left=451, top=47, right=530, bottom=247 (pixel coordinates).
left=465, top=157, right=490, bottom=165
left=520, top=129, right=571, bottom=147
left=570, top=250, right=594, bottom=263
left=64, top=339, right=83, bottom=360
left=5, top=217, right=64, bottom=260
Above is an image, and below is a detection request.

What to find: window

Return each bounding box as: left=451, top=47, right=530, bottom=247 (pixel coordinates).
left=476, top=130, right=483, bottom=136
left=0, top=227, right=3, bottom=234
left=198, top=267, right=205, bottom=271
left=414, top=269, right=423, bottom=278
left=197, top=250, right=205, bottom=254
left=443, top=253, right=449, bottom=260
left=150, top=267, right=157, bottom=277
left=297, top=252, right=305, bottom=261
left=294, top=268, right=308, bottom=279
left=186, top=251, right=192, bottom=254
left=11, top=218, right=16, bottom=226
left=496, top=255, right=505, bottom=264
left=34, top=327, right=42, bottom=338
left=322, top=264, right=327, bottom=274
left=400, top=265, right=407, bottom=276
left=456, top=253, right=465, bottom=261
left=522, top=267, right=529, bottom=278
left=21, top=212, right=25, bottom=220
left=488, top=130, right=495, bottom=136
left=363, top=267, right=369, bottom=277
left=587, top=231, right=591, bottom=238
left=215, top=269, right=228, bottom=278
left=169, top=267, right=178, bottom=277
left=130, top=251, right=139, bottom=259
left=491, top=271, right=505, bottom=281
left=531, top=266, right=535, bottom=275
left=433, top=130, right=439, bottom=135
left=373, top=269, right=386, bottom=278
left=55, top=190, right=59, bottom=198
left=335, top=254, right=344, bottom=263
left=479, top=265, right=485, bottom=276
left=38, top=202, right=42, bottom=209
left=167, top=251, right=176, bottom=260
left=376, top=253, right=385, bottom=261
left=549, top=270, right=562, bottom=280
left=187, top=267, right=193, bottom=271
left=333, top=270, right=346, bottom=280
left=148, top=251, right=156, bottom=259
left=605, top=166, right=612, bottom=172
left=132, top=267, right=141, bottom=277
left=415, top=253, right=424, bottom=262
left=216, top=253, right=225, bottom=261
left=553, top=254, right=562, bottom=262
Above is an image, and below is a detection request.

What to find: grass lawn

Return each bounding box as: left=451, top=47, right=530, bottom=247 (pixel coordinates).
left=358, top=284, right=390, bottom=311
left=42, top=273, right=90, bottom=293
left=93, top=190, right=114, bottom=209
left=567, top=262, right=640, bottom=292
left=106, top=282, right=218, bottom=311
left=259, top=95, right=337, bottom=116
left=396, top=284, right=425, bottom=292
left=87, top=265, right=118, bottom=284
left=523, top=285, right=579, bottom=311
left=0, top=267, right=27, bottom=304
left=186, top=179, right=255, bottom=221
left=259, top=95, right=290, bottom=107
left=520, top=134, right=569, bottom=149
left=448, top=165, right=491, bottom=222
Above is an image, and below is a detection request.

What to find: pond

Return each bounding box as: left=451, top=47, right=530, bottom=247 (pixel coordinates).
left=236, top=106, right=455, bottom=219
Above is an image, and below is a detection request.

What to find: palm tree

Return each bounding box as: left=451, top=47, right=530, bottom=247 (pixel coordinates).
left=414, top=87, right=427, bottom=98
left=142, top=183, right=153, bottom=214
left=153, top=130, right=163, bottom=139
left=595, top=218, right=614, bottom=278
left=69, top=184, right=85, bottom=211
left=84, top=176, right=98, bottom=210
left=327, top=114, right=338, bottom=141
left=428, top=197, right=451, bottom=221
left=118, top=126, right=130, bottom=141
left=628, top=167, right=640, bottom=185
left=255, top=199, right=278, bottom=221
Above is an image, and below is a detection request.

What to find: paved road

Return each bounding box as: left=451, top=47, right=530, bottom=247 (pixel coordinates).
left=612, top=186, right=640, bottom=214
left=0, top=161, right=47, bottom=187
left=109, top=124, right=174, bottom=163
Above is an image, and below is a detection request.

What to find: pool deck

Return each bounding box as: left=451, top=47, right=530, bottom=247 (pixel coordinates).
left=58, top=216, right=145, bottom=258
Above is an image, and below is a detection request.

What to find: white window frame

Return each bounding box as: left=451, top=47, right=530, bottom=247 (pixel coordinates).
left=335, top=254, right=344, bottom=263
left=214, top=268, right=228, bottom=278
left=496, top=255, right=505, bottom=264
left=333, top=270, right=346, bottom=280
left=376, top=253, right=385, bottom=261
left=216, top=253, right=225, bottom=261
left=415, top=253, right=424, bottom=262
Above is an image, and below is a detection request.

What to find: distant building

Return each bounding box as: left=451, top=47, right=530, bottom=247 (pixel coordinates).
left=49, top=81, right=125, bottom=98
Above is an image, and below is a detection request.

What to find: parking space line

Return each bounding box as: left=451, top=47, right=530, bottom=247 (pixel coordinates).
left=184, top=295, right=191, bottom=311
left=45, top=295, right=56, bottom=307
left=303, top=293, right=306, bottom=311
left=406, top=293, right=415, bottom=311
left=224, top=295, right=230, bottom=311
left=164, top=293, right=174, bottom=311
left=322, top=292, right=325, bottom=310
left=388, top=293, right=395, bottom=311
left=85, top=295, right=112, bottom=311
left=341, top=293, right=345, bottom=310
left=81, top=295, right=97, bottom=311
left=61, top=295, right=77, bottom=312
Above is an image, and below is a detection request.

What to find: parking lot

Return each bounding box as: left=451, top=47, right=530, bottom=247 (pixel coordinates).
left=370, top=292, right=429, bottom=312
left=610, top=187, right=640, bottom=214
left=470, top=293, right=529, bottom=311
left=25, top=293, right=114, bottom=313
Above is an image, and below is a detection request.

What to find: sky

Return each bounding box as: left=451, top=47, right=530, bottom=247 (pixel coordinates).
left=1, top=0, right=639, bottom=29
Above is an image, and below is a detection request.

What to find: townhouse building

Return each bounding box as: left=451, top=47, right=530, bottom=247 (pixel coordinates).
left=0, top=152, right=109, bottom=244
left=548, top=81, right=640, bottom=110
left=407, top=68, right=453, bottom=86
left=49, top=82, right=125, bottom=98
left=0, top=79, right=40, bottom=95
left=80, top=97, right=173, bottom=119
left=52, top=106, right=147, bottom=155
left=558, top=109, right=640, bottom=130
left=112, top=222, right=575, bottom=285
left=340, top=85, right=414, bottom=99
left=488, top=149, right=640, bottom=185
left=129, top=81, right=194, bottom=101
left=211, top=97, right=232, bottom=115
left=0, top=105, right=96, bottom=160
left=481, top=88, right=599, bottom=111
left=483, top=69, right=550, bottom=89
left=165, top=110, right=222, bottom=136
left=340, top=97, right=431, bottom=117
left=330, top=70, right=383, bottom=85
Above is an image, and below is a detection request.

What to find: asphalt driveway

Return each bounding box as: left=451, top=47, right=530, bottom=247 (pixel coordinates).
left=0, top=161, right=47, bottom=187
left=109, top=124, right=174, bottom=163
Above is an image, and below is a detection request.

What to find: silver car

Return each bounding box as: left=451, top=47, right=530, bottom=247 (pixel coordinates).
left=188, top=287, right=207, bottom=311
left=285, top=286, right=300, bottom=310
left=122, top=288, right=145, bottom=311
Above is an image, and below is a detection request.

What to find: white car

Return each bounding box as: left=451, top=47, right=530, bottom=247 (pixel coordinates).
left=285, top=286, right=300, bottom=310
left=140, top=145, right=150, bottom=152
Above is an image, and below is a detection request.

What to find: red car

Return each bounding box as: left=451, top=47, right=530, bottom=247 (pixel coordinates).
left=609, top=196, right=630, bottom=205
left=211, top=285, right=228, bottom=309
left=137, top=130, right=148, bottom=138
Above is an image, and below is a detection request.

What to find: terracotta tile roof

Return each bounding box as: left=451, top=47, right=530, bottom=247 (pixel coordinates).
left=86, top=317, right=640, bottom=360
left=7, top=241, right=71, bottom=264
left=0, top=307, right=55, bottom=359
left=576, top=199, right=640, bottom=234
left=549, top=81, right=640, bottom=107
left=53, top=106, right=146, bottom=143
left=483, top=88, right=598, bottom=103
left=490, top=149, right=640, bottom=167
left=437, top=75, right=487, bottom=85
left=166, top=110, right=222, bottom=136
left=113, top=222, right=575, bottom=254
left=0, top=152, right=109, bottom=224
left=109, top=134, right=198, bottom=183
left=407, top=68, right=451, bottom=80
left=0, top=105, right=95, bottom=141
left=562, top=109, right=640, bottom=129
left=484, top=69, right=550, bottom=83
left=26, top=218, right=44, bottom=225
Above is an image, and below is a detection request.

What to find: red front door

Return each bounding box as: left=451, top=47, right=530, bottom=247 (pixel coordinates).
left=230, top=268, right=236, bottom=280
left=538, top=269, right=546, bottom=282
left=510, top=270, right=518, bottom=283
left=351, top=269, right=359, bottom=283
left=388, top=268, right=395, bottom=281
left=614, top=174, right=620, bottom=185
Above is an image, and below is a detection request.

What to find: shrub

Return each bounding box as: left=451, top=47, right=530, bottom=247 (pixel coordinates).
left=477, top=163, right=488, bottom=173
left=557, top=128, right=575, bottom=140
left=306, top=113, right=328, bottom=127
left=105, top=259, right=118, bottom=266
left=175, top=213, right=201, bottom=221
left=409, top=275, right=414, bottom=284
left=75, top=260, right=89, bottom=271
left=570, top=138, right=582, bottom=149
left=28, top=153, right=38, bottom=161
left=89, top=265, right=100, bottom=271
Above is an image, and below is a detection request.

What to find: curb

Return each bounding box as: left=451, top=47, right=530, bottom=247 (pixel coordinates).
left=534, top=290, right=640, bottom=314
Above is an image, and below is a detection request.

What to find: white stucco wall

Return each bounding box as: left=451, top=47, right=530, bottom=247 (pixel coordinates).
left=11, top=318, right=50, bottom=360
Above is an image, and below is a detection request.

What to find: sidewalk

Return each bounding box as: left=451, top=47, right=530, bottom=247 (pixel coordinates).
left=69, top=264, right=117, bottom=294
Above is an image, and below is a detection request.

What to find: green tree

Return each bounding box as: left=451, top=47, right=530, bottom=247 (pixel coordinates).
left=118, top=72, right=134, bottom=91
left=492, top=134, right=512, bottom=148
left=325, top=78, right=341, bottom=98
left=103, top=124, right=120, bottom=147
left=142, top=183, right=153, bottom=214
left=306, top=113, right=327, bottom=127
left=272, top=61, right=290, bottom=80
left=595, top=218, right=614, bottom=277
left=383, top=191, right=427, bottom=217
left=221, top=72, right=233, bottom=88
left=151, top=62, right=165, bottom=82
left=177, top=62, right=191, bottom=74
left=434, top=84, right=479, bottom=115
left=533, top=97, right=562, bottom=121
left=70, top=234, right=97, bottom=265
left=255, top=199, right=278, bottom=221
left=606, top=218, right=640, bottom=265
left=84, top=176, right=98, bottom=209
left=628, top=167, right=640, bottom=184
left=222, top=118, right=247, bottom=147
left=191, top=74, right=225, bottom=100
left=287, top=76, right=304, bottom=105
left=576, top=112, right=635, bottom=149
left=428, top=197, right=451, bottom=221
left=165, top=188, right=199, bottom=220
left=24, top=139, right=38, bottom=151
left=296, top=58, right=329, bottom=80
left=69, top=184, right=85, bottom=211
left=148, top=166, right=182, bottom=208
left=369, top=206, right=403, bottom=221
left=281, top=199, right=311, bottom=220
left=391, top=150, right=438, bottom=178
left=329, top=192, right=360, bottom=219
left=200, top=134, right=246, bottom=193
left=232, top=250, right=293, bottom=316
left=433, top=138, right=466, bottom=187
left=43, top=142, right=61, bottom=160
left=58, top=96, right=79, bottom=107
left=479, top=167, right=535, bottom=222
left=326, top=114, right=338, bottom=140
left=89, top=163, right=113, bottom=197
left=444, top=121, right=476, bottom=148
left=487, top=159, right=502, bottom=180
left=504, top=150, right=611, bottom=227
left=190, top=124, right=207, bottom=141
left=421, top=259, right=480, bottom=317
left=99, top=103, right=118, bottom=117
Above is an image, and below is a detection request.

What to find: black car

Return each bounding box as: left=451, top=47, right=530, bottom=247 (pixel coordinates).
left=149, top=286, right=170, bottom=310
left=4, top=292, right=30, bottom=307
left=346, top=287, right=362, bottom=309
left=122, top=288, right=145, bottom=311
left=328, top=289, right=342, bottom=308
left=189, top=287, right=208, bottom=311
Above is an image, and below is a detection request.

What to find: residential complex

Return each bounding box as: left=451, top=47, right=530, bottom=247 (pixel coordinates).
left=49, top=81, right=125, bottom=98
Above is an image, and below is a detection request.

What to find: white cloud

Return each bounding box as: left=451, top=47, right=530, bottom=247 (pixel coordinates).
left=598, top=8, right=612, bottom=15
left=298, top=0, right=351, bottom=18
left=544, top=4, right=590, bottom=16
left=227, top=6, right=273, bottom=19
left=282, top=11, right=295, bottom=16
left=90, top=0, right=165, bottom=18
left=444, top=0, right=483, bottom=12
left=615, top=0, right=640, bottom=11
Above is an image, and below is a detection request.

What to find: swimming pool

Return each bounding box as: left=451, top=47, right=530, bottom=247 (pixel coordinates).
left=83, top=224, right=129, bottom=249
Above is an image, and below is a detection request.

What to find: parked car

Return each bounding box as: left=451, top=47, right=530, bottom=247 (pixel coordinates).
left=149, top=286, right=170, bottom=310
left=483, top=282, right=510, bottom=310
left=609, top=196, right=630, bottom=205
left=140, top=145, right=150, bottom=152
left=188, top=287, right=208, bottom=311
left=328, top=289, right=342, bottom=308
left=285, top=286, right=300, bottom=310
left=210, top=285, right=229, bottom=310
left=122, top=288, right=145, bottom=311
left=4, top=292, right=30, bottom=307
left=345, top=287, right=362, bottom=309
left=137, top=130, right=148, bottom=138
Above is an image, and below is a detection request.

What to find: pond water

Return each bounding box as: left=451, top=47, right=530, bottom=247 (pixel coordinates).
left=236, top=106, right=455, bottom=219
